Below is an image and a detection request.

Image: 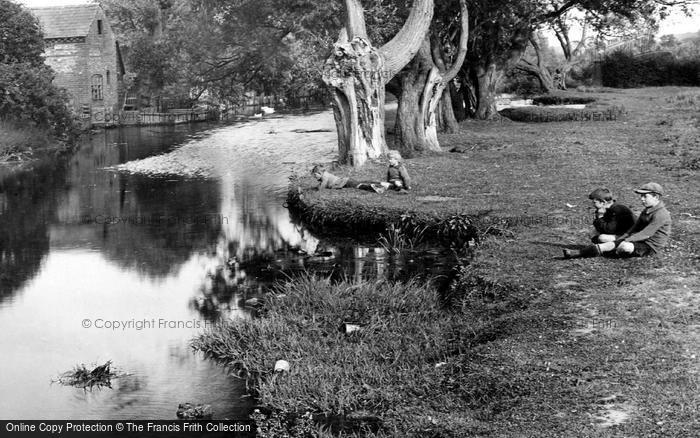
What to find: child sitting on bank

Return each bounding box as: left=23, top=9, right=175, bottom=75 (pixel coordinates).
left=381, top=150, right=412, bottom=192
left=311, top=164, right=383, bottom=192
left=311, top=151, right=413, bottom=194
left=588, top=188, right=635, bottom=244
left=564, top=182, right=671, bottom=258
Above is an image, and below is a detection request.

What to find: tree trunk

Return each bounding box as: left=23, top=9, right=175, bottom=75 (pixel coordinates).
left=518, top=62, right=555, bottom=93
left=422, top=67, right=444, bottom=151
left=459, top=70, right=477, bottom=117
left=537, top=68, right=555, bottom=93
left=324, top=0, right=434, bottom=167
left=517, top=34, right=555, bottom=93
left=394, top=51, right=437, bottom=157
left=555, top=62, right=575, bottom=89
left=474, top=63, right=502, bottom=120
left=324, top=36, right=388, bottom=166
left=449, top=81, right=467, bottom=121
left=394, top=0, right=467, bottom=154
left=440, top=87, right=459, bottom=133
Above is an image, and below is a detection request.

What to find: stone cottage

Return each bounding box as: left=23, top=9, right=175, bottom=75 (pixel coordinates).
left=30, top=4, right=125, bottom=125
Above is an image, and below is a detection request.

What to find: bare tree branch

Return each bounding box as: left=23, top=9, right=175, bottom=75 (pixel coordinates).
left=344, top=0, right=367, bottom=40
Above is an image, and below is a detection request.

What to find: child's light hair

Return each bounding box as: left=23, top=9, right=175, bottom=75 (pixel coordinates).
left=387, top=150, right=402, bottom=161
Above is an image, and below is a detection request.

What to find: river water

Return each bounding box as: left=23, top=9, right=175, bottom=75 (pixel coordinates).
left=0, top=111, right=448, bottom=420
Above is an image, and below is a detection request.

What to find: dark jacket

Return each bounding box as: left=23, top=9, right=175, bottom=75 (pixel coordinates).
left=620, top=201, right=672, bottom=253
left=387, top=164, right=411, bottom=189
left=593, top=203, right=636, bottom=235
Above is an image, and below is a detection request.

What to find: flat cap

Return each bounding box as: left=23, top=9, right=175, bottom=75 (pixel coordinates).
left=634, top=182, right=664, bottom=196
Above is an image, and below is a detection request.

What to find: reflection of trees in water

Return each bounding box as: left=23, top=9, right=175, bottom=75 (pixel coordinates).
left=53, top=130, right=225, bottom=278
left=188, top=177, right=444, bottom=321
left=98, top=175, right=223, bottom=277
left=0, top=160, right=67, bottom=300
left=191, top=236, right=454, bottom=321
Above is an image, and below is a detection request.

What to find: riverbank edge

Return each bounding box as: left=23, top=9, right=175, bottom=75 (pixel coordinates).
left=196, top=87, right=699, bottom=436
left=0, top=120, right=82, bottom=165
left=286, top=175, right=511, bottom=248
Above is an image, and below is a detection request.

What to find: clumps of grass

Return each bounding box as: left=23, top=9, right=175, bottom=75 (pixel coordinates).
left=532, top=95, right=596, bottom=105
left=55, top=361, right=117, bottom=390
left=378, top=223, right=410, bottom=253
left=192, top=275, right=499, bottom=434
left=678, top=153, right=700, bottom=170
left=658, top=118, right=700, bottom=171
left=664, top=92, right=700, bottom=109
left=378, top=216, right=428, bottom=253
left=252, top=410, right=338, bottom=438
left=499, top=105, right=625, bottom=123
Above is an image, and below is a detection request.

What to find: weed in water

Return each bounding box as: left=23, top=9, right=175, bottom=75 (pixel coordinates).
left=55, top=360, right=116, bottom=390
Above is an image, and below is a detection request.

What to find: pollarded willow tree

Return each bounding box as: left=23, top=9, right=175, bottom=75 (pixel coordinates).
left=323, top=0, right=433, bottom=167
left=391, top=0, right=468, bottom=157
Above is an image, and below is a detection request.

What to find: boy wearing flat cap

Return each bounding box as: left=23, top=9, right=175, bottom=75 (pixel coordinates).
left=564, top=182, right=671, bottom=258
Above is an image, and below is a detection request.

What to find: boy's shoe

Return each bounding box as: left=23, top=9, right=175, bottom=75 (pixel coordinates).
left=563, top=246, right=600, bottom=259
left=563, top=249, right=580, bottom=259
left=370, top=184, right=386, bottom=194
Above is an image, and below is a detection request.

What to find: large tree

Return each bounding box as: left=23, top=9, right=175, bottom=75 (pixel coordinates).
left=391, top=0, right=468, bottom=157
left=550, top=12, right=590, bottom=89
left=462, top=0, right=537, bottom=119
left=323, top=0, right=433, bottom=166
left=515, top=32, right=559, bottom=93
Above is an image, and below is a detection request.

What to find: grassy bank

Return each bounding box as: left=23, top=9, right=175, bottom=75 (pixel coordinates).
left=0, top=120, right=51, bottom=162
left=194, top=275, right=492, bottom=435
left=196, top=87, right=700, bottom=436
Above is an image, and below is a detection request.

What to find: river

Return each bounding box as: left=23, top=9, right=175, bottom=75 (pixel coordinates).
left=0, top=110, right=448, bottom=420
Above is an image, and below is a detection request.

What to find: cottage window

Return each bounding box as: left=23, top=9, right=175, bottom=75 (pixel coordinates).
left=106, top=70, right=110, bottom=85
left=97, top=20, right=103, bottom=35
left=91, top=74, right=103, bottom=100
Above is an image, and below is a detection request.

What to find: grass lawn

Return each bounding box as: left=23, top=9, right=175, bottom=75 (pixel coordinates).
left=197, top=87, right=700, bottom=436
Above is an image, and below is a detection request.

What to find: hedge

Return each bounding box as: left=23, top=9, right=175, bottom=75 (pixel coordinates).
left=499, top=105, right=625, bottom=123
left=601, top=51, right=700, bottom=88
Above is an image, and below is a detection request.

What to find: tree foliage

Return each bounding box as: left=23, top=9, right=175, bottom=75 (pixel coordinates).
left=101, top=0, right=412, bottom=105
left=0, top=0, right=74, bottom=138
left=0, top=0, right=44, bottom=65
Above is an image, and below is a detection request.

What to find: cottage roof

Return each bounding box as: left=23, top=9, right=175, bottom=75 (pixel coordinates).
left=30, top=4, right=100, bottom=39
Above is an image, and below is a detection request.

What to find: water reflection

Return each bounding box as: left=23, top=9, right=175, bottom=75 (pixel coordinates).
left=0, top=123, right=250, bottom=420
left=0, top=112, right=451, bottom=420
left=0, top=160, right=63, bottom=300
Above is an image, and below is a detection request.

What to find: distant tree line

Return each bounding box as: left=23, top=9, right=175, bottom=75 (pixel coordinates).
left=601, top=32, right=700, bottom=87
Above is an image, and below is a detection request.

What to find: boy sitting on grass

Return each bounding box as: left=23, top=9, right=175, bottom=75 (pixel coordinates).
left=588, top=188, right=635, bottom=244
left=382, top=150, right=412, bottom=192
left=311, top=151, right=412, bottom=194
left=564, top=182, right=671, bottom=259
